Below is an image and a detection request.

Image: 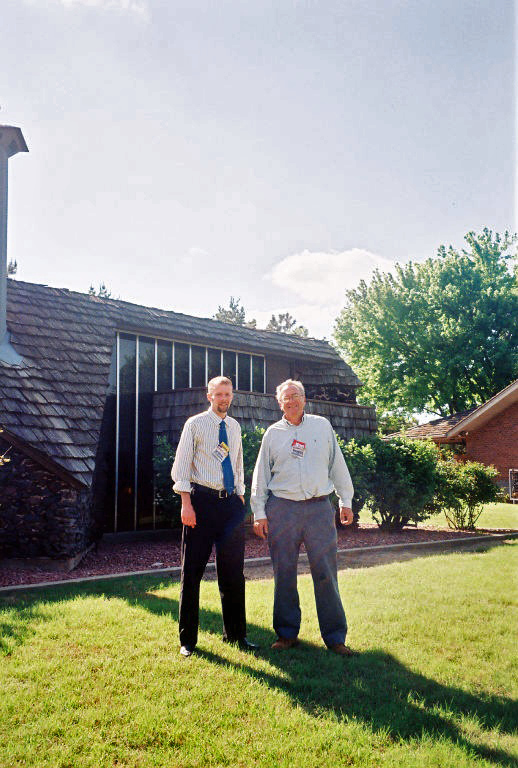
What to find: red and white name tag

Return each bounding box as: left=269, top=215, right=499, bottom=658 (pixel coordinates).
left=291, top=439, right=306, bottom=458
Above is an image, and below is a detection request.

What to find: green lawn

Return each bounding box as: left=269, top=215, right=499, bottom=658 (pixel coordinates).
left=1, top=542, right=517, bottom=767
left=359, top=502, right=518, bottom=530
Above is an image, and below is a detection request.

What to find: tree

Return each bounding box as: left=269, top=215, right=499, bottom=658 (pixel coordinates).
left=266, top=312, right=309, bottom=337
left=7, top=259, right=17, bottom=276
left=88, top=282, right=112, bottom=298
left=213, top=297, right=256, bottom=328
left=334, top=229, right=518, bottom=417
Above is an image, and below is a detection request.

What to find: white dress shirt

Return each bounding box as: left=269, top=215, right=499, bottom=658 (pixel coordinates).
left=251, top=413, right=354, bottom=520
left=171, top=407, right=245, bottom=496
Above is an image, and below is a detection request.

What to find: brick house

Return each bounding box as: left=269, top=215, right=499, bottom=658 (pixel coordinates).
left=395, top=379, right=518, bottom=493
left=0, top=279, right=377, bottom=561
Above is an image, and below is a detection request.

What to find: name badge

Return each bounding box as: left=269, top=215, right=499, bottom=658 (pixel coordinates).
left=212, top=441, right=230, bottom=463
left=291, top=439, right=306, bottom=458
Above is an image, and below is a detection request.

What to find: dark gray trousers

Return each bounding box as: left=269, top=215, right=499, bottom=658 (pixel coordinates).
left=266, top=494, right=347, bottom=647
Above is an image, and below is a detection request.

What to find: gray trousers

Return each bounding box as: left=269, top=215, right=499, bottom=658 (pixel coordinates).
left=266, top=494, right=347, bottom=647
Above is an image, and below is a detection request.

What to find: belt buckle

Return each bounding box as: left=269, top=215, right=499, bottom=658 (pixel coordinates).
left=218, top=489, right=227, bottom=499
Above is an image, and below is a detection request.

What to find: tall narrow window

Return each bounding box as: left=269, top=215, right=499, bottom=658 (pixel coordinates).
left=117, top=334, right=136, bottom=531
left=252, top=355, right=265, bottom=393
left=222, top=350, right=236, bottom=389
left=137, top=337, right=155, bottom=529
left=207, top=347, right=221, bottom=382
left=237, top=353, right=251, bottom=391
left=157, top=340, right=173, bottom=392
left=174, top=343, right=190, bottom=388
left=191, top=345, right=206, bottom=387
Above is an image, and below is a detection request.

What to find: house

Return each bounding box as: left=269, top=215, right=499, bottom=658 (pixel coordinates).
left=0, top=279, right=377, bottom=560
left=0, top=123, right=376, bottom=561
left=392, top=379, right=518, bottom=494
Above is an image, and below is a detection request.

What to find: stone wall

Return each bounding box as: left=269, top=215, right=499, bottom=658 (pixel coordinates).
left=0, top=437, right=92, bottom=559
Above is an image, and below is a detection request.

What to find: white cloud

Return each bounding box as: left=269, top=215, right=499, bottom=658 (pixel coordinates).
left=268, top=248, right=394, bottom=304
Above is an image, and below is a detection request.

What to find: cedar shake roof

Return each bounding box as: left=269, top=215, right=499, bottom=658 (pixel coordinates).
left=387, top=410, right=475, bottom=441
left=388, top=379, right=518, bottom=442
left=1, top=279, right=361, bottom=487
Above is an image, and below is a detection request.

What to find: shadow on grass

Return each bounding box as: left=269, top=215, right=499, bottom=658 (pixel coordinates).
left=2, top=572, right=517, bottom=766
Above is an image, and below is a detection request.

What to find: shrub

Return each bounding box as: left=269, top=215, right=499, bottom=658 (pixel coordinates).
left=359, top=435, right=438, bottom=531
left=336, top=436, right=376, bottom=519
left=242, top=425, right=265, bottom=516
left=428, top=459, right=500, bottom=530
left=153, top=434, right=181, bottom=528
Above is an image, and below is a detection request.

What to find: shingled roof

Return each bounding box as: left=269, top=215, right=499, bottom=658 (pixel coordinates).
left=1, top=279, right=360, bottom=488
left=386, top=410, right=475, bottom=441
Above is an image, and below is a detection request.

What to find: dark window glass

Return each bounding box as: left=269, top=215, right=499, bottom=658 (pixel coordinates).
left=191, top=345, right=206, bottom=388
left=137, top=337, right=155, bottom=529
left=252, top=356, right=265, bottom=393
left=174, top=342, right=190, bottom=388
left=238, top=353, right=251, bottom=391
left=117, top=334, right=136, bottom=531
left=222, top=350, right=236, bottom=389
left=207, top=347, right=221, bottom=382
left=157, top=340, right=172, bottom=392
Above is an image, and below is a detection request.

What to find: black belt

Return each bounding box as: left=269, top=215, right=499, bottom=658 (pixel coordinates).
left=192, top=483, right=235, bottom=499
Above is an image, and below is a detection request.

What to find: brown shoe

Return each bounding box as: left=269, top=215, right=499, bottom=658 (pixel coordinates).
left=328, top=643, right=356, bottom=656
left=271, top=637, right=299, bottom=650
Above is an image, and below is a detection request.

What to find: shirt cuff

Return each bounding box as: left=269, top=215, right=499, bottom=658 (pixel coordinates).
left=337, top=494, right=353, bottom=509
left=173, top=480, right=192, bottom=493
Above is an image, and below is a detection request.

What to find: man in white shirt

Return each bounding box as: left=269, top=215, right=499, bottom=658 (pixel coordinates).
left=171, top=376, right=258, bottom=657
left=251, top=379, right=355, bottom=656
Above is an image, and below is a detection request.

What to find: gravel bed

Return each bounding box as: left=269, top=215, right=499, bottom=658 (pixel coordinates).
left=0, top=523, right=514, bottom=588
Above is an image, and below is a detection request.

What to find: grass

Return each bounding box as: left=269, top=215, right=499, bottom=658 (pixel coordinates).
left=359, top=502, right=518, bottom=531
left=1, top=542, right=517, bottom=767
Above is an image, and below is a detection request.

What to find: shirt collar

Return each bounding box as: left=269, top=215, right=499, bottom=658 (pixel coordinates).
left=207, top=406, right=225, bottom=424
left=282, top=412, right=306, bottom=427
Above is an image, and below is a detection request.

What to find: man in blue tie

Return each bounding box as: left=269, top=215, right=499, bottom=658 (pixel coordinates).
left=171, top=376, right=258, bottom=657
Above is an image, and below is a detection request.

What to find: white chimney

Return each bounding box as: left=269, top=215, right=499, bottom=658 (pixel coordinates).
left=0, top=125, right=28, bottom=366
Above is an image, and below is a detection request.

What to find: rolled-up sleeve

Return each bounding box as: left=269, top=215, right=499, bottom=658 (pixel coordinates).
left=250, top=434, right=272, bottom=520
left=171, top=420, right=194, bottom=493
left=329, top=427, right=354, bottom=508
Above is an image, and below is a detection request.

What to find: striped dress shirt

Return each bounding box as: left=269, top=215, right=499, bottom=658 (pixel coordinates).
left=171, top=407, right=245, bottom=496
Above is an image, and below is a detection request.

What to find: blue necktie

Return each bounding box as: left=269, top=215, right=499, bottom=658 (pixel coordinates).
left=219, top=420, right=235, bottom=494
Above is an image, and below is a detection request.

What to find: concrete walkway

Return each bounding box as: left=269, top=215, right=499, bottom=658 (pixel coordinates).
left=1, top=531, right=516, bottom=592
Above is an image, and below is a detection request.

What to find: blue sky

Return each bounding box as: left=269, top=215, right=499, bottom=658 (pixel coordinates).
left=2, top=0, right=515, bottom=337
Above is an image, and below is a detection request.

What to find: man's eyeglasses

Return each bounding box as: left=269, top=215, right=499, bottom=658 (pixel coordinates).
left=280, top=394, right=302, bottom=403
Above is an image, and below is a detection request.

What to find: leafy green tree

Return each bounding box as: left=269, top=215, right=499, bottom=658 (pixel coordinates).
left=334, top=229, right=518, bottom=417
left=213, top=297, right=256, bottom=328
left=266, top=312, right=309, bottom=337
left=376, top=411, right=418, bottom=436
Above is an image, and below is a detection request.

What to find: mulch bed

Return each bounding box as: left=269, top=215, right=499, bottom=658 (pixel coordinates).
left=0, top=523, right=514, bottom=588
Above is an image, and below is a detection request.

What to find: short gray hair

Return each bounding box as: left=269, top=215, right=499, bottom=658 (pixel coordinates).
left=276, top=379, right=305, bottom=402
